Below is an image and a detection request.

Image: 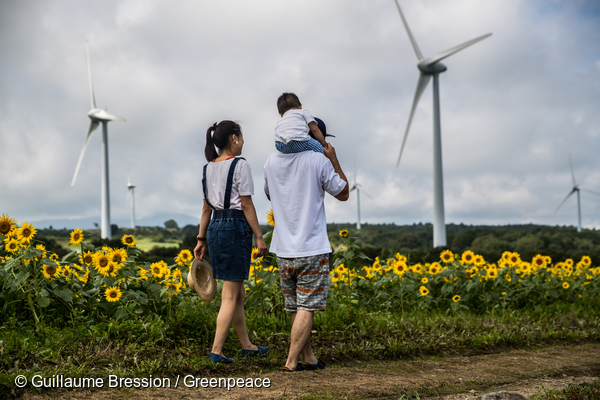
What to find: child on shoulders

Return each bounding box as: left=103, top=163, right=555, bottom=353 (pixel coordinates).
left=275, top=93, right=330, bottom=154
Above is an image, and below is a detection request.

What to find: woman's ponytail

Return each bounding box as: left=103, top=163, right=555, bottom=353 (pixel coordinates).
left=204, top=121, right=242, bottom=162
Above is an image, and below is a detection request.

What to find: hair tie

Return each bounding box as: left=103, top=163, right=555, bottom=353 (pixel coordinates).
left=211, top=122, right=218, bottom=131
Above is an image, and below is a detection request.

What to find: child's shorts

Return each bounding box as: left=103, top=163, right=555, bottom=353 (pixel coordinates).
left=275, top=138, right=324, bottom=154
left=207, top=209, right=253, bottom=281
left=277, top=253, right=330, bottom=312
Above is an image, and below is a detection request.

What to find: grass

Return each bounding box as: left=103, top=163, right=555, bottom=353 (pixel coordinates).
left=2, top=300, right=600, bottom=397
left=530, top=380, right=600, bottom=400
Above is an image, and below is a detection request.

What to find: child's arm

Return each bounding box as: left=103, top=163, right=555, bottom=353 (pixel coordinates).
left=308, top=121, right=327, bottom=148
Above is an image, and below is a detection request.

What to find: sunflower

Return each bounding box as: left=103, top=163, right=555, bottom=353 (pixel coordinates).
left=42, top=263, right=61, bottom=279
left=80, top=250, right=94, bottom=266
left=339, top=229, right=349, bottom=238
left=150, top=262, right=166, bottom=278
left=105, top=286, right=123, bottom=302
left=562, top=281, right=569, bottom=289
left=175, top=249, right=193, bottom=266
left=111, top=248, right=128, bottom=264
left=62, top=265, right=74, bottom=281
left=266, top=208, right=275, bottom=227
left=452, top=295, right=461, bottom=303
left=35, top=244, right=47, bottom=260
left=69, top=229, right=84, bottom=245
left=421, top=277, right=429, bottom=284
left=473, top=255, right=485, bottom=266
left=18, top=222, right=37, bottom=243
left=121, top=234, right=137, bottom=247
left=0, top=214, right=17, bottom=235
left=508, top=252, right=521, bottom=265
left=440, top=250, right=454, bottom=263
left=580, top=256, right=592, bottom=267
left=419, top=286, right=429, bottom=296
left=461, top=250, right=475, bottom=265
left=5, top=238, right=20, bottom=253
left=94, top=253, right=111, bottom=271
left=393, top=262, right=406, bottom=275
left=429, top=262, right=441, bottom=275
left=466, top=267, right=478, bottom=278
left=139, top=267, right=151, bottom=281
left=565, top=258, right=574, bottom=267
left=171, top=268, right=181, bottom=283
left=98, top=261, right=119, bottom=277
left=543, top=256, right=552, bottom=265
left=532, top=254, right=546, bottom=269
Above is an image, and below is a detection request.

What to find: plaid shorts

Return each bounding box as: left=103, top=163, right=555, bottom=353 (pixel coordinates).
left=277, top=253, right=330, bottom=312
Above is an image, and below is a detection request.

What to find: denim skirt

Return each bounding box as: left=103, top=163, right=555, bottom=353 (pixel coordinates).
left=207, top=209, right=252, bottom=281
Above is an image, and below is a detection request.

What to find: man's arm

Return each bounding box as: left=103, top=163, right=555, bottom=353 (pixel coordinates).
left=323, top=143, right=349, bottom=201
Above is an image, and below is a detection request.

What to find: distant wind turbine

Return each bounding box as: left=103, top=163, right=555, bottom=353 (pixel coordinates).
left=556, top=155, right=600, bottom=233
left=127, top=177, right=136, bottom=229
left=349, top=156, right=373, bottom=230
left=394, top=0, right=491, bottom=247
left=71, top=41, right=126, bottom=239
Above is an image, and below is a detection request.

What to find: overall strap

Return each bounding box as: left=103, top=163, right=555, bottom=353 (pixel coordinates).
left=223, top=157, right=245, bottom=209
left=202, top=164, right=216, bottom=210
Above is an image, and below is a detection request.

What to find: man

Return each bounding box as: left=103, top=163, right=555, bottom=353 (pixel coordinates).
left=264, top=141, right=349, bottom=372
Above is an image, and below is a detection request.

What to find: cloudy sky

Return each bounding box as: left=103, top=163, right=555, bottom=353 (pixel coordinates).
left=1, top=0, right=600, bottom=230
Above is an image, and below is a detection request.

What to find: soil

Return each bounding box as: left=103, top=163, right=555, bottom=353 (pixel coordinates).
left=21, top=342, right=600, bottom=400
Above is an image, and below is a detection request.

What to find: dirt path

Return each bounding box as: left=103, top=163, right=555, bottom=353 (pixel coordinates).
left=22, top=343, right=600, bottom=400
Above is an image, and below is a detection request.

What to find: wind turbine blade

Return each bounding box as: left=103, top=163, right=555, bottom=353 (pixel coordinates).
left=569, top=154, right=576, bottom=186
left=423, top=33, right=492, bottom=68
left=580, top=188, right=600, bottom=197
left=397, top=73, right=431, bottom=167
left=87, top=41, right=97, bottom=109
left=71, top=120, right=100, bottom=186
left=393, top=0, right=423, bottom=60
left=361, top=189, right=374, bottom=200
left=350, top=185, right=357, bottom=192
left=555, top=189, right=576, bottom=212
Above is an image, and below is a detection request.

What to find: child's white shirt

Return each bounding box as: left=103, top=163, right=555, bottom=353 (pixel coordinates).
left=274, top=109, right=316, bottom=144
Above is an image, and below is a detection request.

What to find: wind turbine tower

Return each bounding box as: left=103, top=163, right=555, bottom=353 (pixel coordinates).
left=349, top=156, right=373, bottom=230
left=556, top=155, right=600, bottom=232
left=127, top=178, right=136, bottom=229
left=394, top=0, right=491, bottom=247
left=71, top=41, right=126, bottom=239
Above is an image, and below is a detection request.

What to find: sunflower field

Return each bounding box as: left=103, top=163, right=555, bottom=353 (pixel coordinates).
left=2, top=211, right=600, bottom=330
left=0, top=214, right=194, bottom=331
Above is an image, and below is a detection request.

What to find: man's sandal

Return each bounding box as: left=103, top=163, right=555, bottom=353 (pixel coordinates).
left=302, top=359, right=326, bottom=370
left=281, top=364, right=304, bottom=372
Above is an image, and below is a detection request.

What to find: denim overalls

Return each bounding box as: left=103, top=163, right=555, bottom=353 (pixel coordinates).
left=203, top=157, right=253, bottom=281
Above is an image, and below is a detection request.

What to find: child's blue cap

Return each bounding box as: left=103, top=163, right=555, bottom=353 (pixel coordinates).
left=314, top=117, right=335, bottom=138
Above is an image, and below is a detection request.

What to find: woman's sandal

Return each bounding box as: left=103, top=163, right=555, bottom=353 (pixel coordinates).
left=241, top=345, right=269, bottom=357
left=209, top=352, right=235, bottom=364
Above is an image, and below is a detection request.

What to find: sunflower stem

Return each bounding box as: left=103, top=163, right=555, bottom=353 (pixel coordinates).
left=26, top=291, right=41, bottom=332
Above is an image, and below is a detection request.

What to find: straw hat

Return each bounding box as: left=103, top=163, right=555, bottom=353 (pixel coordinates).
left=187, top=258, right=216, bottom=302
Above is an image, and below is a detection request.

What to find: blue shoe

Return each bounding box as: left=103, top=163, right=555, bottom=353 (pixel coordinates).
left=241, top=345, right=269, bottom=357
left=209, top=352, right=234, bottom=363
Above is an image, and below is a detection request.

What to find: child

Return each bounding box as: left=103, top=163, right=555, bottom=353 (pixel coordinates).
left=275, top=93, right=329, bottom=154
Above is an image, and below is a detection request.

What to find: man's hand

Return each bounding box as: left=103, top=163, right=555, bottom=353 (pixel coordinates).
left=324, top=142, right=349, bottom=201
left=323, top=142, right=337, bottom=162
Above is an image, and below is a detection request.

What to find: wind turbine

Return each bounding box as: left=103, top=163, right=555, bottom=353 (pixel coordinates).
left=393, top=0, right=491, bottom=247
left=556, top=155, right=600, bottom=233
left=71, top=41, right=125, bottom=239
left=127, top=177, right=136, bottom=229
left=349, top=156, right=373, bottom=230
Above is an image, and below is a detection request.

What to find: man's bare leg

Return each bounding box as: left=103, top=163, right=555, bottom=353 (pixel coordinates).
left=285, top=310, right=316, bottom=369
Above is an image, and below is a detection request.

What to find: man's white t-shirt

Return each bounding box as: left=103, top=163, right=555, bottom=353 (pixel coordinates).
left=274, top=109, right=316, bottom=144
left=203, top=158, right=254, bottom=211
left=263, top=151, right=347, bottom=258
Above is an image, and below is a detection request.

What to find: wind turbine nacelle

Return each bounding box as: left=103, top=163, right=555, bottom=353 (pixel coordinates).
left=88, top=108, right=126, bottom=122
left=418, top=61, right=447, bottom=75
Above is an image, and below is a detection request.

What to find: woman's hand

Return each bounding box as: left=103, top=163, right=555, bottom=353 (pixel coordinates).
left=194, top=240, right=207, bottom=260
left=256, top=236, right=268, bottom=257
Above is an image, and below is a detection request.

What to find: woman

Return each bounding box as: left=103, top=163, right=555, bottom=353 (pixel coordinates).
left=194, top=120, right=268, bottom=363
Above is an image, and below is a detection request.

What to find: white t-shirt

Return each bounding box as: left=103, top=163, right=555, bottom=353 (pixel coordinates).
left=203, top=158, right=254, bottom=211
left=263, top=151, right=347, bottom=258
left=274, top=109, right=316, bottom=144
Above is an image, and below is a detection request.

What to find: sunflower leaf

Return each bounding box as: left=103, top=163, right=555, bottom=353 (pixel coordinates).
left=37, top=296, right=50, bottom=308
left=53, top=288, right=73, bottom=303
